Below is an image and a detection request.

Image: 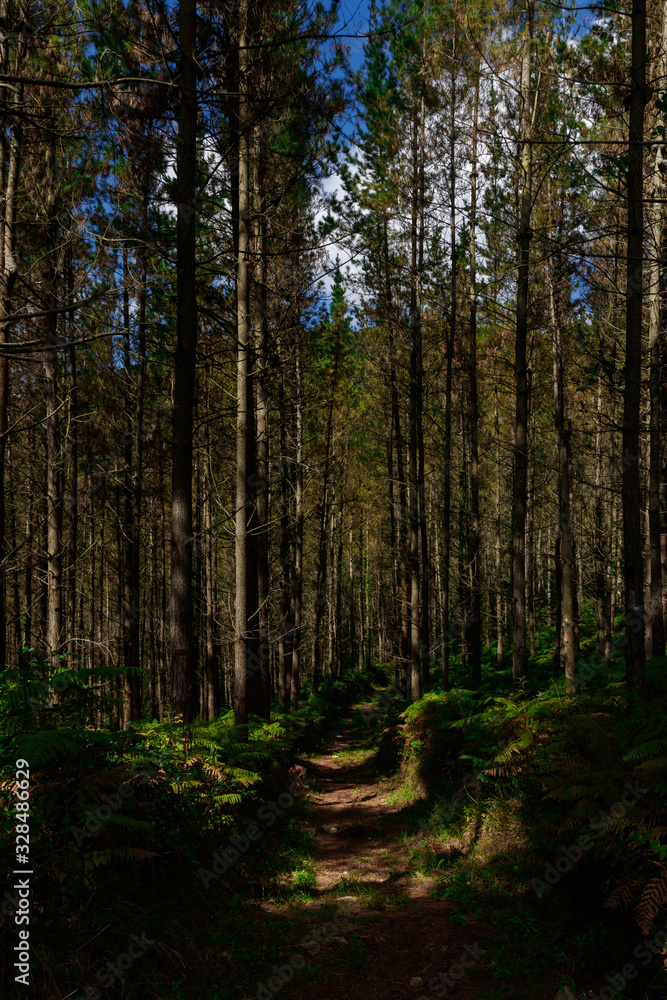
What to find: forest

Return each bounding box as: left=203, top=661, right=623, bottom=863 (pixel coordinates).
left=2, top=0, right=667, bottom=997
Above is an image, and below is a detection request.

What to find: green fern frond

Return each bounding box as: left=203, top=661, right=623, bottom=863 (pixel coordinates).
left=88, top=847, right=158, bottom=867
left=105, top=814, right=153, bottom=830
left=625, top=741, right=667, bottom=763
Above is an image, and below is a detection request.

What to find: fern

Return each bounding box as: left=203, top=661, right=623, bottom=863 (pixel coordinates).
left=625, top=740, right=667, bottom=763
left=636, top=864, right=667, bottom=934
left=14, top=729, right=82, bottom=766
left=86, top=847, right=158, bottom=867
left=605, top=876, right=642, bottom=911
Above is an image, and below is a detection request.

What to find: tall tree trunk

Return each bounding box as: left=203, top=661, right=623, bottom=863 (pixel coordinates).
left=87, top=464, right=95, bottom=704
left=233, top=0, right=262, bottom=728
left=67, top=250, right=78, bottom=669
left=7, top=446, right=18, bottom=664
left=349, top=524, right=356, bottom=669
left=122, top=248, right=143, bottom=725
left=290, top=340, right=303, bottom=707
left=417, top=94, right=430, bottom=689
left=158, top=453, right=167, bottom=720
left=149, top=521, right=157, bottom=718
left=358, top=518, right=366, bottom=669
left=549, top=255, right=575, bottom=691
left=458, top=405, right=467, bottom=671
left=512, top=0, right=534, bottom=683
left=24, top=488, right=32, bottom=656
left=335, top=496, right=344, bottom=677
left=253, top=138, right=271, bottom=719
left=527, top=370, right=536, bottom=661
left=409, top=105, right=422, bottom=703
left=278, top=372, right=292, bottom=710
left=171, top=0, right=198, bottom=722
left=312, top=322, right=340, bottom=692
left=43, top=135, right=61, bottom=675
left=647, top=7, right=667, bottom=658
left=606, top=336, right=617, bottom=663
left=468, top=68, right=482, bottom=688
left=132, top=250, right=147, bottom=708
left=203, top=413, right=219, bottom=719
left=623, top=0, right=647, bottom=694
left=98, top=511, right=105, bottom=724
left=442, top=41, right=456, bottom=692
left=661, top=320, right=667, bottom=640
left=365, top=519, right=372, bottom=669
left=594, top=369, right=607, bottom=656
left=384, top=222, right=409, bottom=683
left=0, top=4, right=25, bottom=671
left=328, top=508, right=335, bottom=677
left=494, top=370, right=503, bottom=667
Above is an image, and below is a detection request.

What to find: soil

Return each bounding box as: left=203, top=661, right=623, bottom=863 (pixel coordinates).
left=236, top=707, right=653, bottom=1000
left=264, top=712, right=499, bottom=1000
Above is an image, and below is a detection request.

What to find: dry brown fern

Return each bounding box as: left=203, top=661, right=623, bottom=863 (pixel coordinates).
left=636, top=863, right=667, bottom=934
left=605, top=874, right=643, bottom=911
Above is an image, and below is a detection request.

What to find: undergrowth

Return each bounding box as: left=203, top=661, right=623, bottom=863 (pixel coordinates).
left=371, top=624, right=667, bottom=999
left=0, top=660, right=383, bottom=999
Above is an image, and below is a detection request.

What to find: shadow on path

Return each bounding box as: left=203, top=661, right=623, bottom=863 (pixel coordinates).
left=279, top=708, right=497, bottom=1000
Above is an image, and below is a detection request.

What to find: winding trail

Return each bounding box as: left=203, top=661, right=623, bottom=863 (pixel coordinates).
left=282, top=709, right=494, bottom=1000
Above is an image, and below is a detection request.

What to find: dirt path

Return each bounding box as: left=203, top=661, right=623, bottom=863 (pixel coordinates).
left=281, top=711, right=495, bottom=1000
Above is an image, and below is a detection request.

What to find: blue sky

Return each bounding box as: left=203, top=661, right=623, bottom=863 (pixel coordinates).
left=336, top=0, right=372, bottom=71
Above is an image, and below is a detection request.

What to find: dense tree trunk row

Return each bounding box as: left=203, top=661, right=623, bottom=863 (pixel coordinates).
left=1, top=0, right=666, bottom=726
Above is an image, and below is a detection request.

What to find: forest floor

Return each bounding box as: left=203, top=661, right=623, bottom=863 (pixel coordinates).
left=241, top=700, right=556, bottom=1000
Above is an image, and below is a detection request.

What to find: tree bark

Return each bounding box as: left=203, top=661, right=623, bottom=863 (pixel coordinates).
left=171, top=0, right=198, bottom=722
left=468, top=68, right=482, bottom=688
left=512, top=0, right=534, bottom=683
left=417, top=94, right=430, bottom=689
left=253, top=137, right=271, bottom=718
left=594, top=368, right=607, bottom=657
left=291, top=339, right=303, bottom=707
left=312, top=317, right=340, bottom=692
left=647, top=5, right=667, bottom=658
left=203, top=412, right=219, bottom=719
left=442, top=40, right=456, bottom=692
left=409, top=106, right=422, bottom=702
left=623, top=0, right=647, bottom=694
left=494, top=370, right=503, bottom=667
left=278, top=368, right=292, bottom=710
left=549, top=256, right=576, bottom=692
left=384, top=221, right=409, bottom=684
left=43, top=133, right=61, bottom=675
left=0, top=2, right=25, bottom=671
left=66, top=250, right=78, bottom=670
